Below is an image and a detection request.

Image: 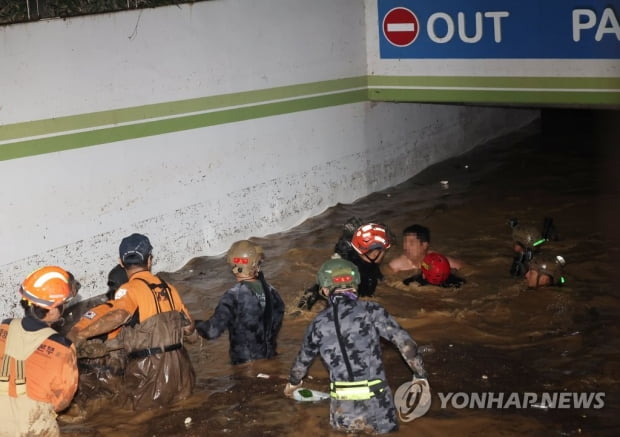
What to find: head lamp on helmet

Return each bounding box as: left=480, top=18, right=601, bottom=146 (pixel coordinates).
left=421, top=253, right=451, bottom=285
left=351, top=223, right=392, bottom=256
left=19, top=266, right=73, bottom=309
left=227, top=240, right=264, bottom=278
left=317, top=257, right=361, bottom=296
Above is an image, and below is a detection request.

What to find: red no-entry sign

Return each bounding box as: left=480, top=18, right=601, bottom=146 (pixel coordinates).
left=383, top=7, right=419, bottom=47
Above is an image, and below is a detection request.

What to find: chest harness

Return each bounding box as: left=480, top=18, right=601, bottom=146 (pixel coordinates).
left=126, top=278, right=183, bottom=360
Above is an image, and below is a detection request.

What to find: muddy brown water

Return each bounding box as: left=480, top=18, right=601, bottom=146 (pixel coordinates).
left=58, top=110, right=620, bottom=437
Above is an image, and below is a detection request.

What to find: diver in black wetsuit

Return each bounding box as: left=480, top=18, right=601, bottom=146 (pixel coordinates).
left=297, top=218, right=393, bottom=310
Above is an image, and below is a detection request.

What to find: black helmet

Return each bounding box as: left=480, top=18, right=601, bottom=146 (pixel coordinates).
left=106, top=264, right=128, bottom=299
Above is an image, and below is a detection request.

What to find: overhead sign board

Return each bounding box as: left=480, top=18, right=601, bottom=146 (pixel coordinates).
left=378, top=0, right=620, bottom=59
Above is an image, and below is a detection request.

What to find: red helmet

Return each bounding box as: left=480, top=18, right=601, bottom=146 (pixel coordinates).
left=19, top=266, right=73, bottom=309
left=421, top=253, right=451, bottom=285
left=351, top=223, right=392, bottom=255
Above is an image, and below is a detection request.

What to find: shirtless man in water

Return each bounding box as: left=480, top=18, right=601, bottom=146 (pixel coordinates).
left=387, top=224, right=463, bottom=273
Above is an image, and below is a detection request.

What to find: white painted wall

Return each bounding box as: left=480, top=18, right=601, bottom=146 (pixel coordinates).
left=0, top=0, right=537, bottom=318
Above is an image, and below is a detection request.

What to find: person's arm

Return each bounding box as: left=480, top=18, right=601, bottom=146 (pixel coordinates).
left=271, top=287, right=285, bottom=336
left=66, top=293, right=137, bottom=347
left=47, top=341, right=79, bottom=412
left=195, top=290, right=234, bottom=340
left=170, top=285, right=195, bottom=336
left=447, top=255, right=464, bottom=270
left=370, top=303, right=426, bottom=378
left=388, top=254, right=417, bottom=273
left=288, top=319, right=321, bottom=385
left=67, top=308, right=131, bottom=347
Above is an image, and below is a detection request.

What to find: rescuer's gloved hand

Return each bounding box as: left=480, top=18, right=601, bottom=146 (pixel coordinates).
left=77, top=341, right=109, bottom=359
left=184, top=329, right=200, bottom=344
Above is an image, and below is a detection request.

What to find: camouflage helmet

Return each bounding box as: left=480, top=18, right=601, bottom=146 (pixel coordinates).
left=512, top=224, right=543, bottom=249
left=317, top=257, right=361, bottom=293
left=227, top=240, right=264, bottom=278
left=529, top=255, right=566, bottom=286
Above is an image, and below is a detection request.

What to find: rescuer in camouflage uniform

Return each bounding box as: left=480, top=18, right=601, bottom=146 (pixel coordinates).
left=285, top=257, right=427, bottom=434
left=196, top=240, right=285, bottom=365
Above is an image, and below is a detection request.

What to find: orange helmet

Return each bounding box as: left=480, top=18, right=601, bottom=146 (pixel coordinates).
left=351, top=223, right=392, bottom=256
left=421, top=253, right=451, bottom=285
left=19, top=266, right=73, bottom=309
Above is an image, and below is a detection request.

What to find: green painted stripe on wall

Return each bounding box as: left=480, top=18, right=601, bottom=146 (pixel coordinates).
left=0, top=90, right=367, bottom=161
left=1, top=74, right=616, bottom=161
left=0, top=76, right=369, bottom=142
left=369, top=88, right=620, bottom=105
left=367, top=75, right=620, bottom=90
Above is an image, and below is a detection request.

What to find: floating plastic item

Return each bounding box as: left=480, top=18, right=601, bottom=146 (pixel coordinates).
left=293, top=388, right=330, bottom=402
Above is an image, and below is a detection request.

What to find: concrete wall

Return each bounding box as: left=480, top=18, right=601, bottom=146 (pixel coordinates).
left=0, top=0, right=537, bottom=318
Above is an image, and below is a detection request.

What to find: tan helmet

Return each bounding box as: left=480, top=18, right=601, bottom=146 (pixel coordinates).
left=512, top=224, right=543, bottom=249
left=529, top=255, right=566, bottom=286
left=227, top=240, right=264, bottom=278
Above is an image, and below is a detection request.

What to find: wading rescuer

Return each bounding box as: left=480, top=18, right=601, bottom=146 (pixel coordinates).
left=285, top=258, right=428, bottom=434
left=525, top=254, right=567, bottom=289
left=195, top=240, right=285, bottom=365
left=0, top=266, right=79, bottom=437
left=68, top=233, right=196, bottom=409
left=508, top=217, right=558, bottom=277
left=68, top=265, right=129, bottom=404
left=297, top=219, right=393, bottom=310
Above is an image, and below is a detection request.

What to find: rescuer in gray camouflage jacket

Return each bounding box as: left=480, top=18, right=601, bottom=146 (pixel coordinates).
left=196, top=240, right=284, bottom=365
left=285, top=257, right=427, bottom=434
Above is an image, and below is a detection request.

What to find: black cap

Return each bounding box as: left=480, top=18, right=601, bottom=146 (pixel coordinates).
left=119, top=233, right=153, bottom=264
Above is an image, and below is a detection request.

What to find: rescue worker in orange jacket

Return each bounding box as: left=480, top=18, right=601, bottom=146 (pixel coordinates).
left=68, top=233, right=196, bottom=410
left=0, top=266, right=79, bottom=437
left=67, top=265, right=129, bottom=405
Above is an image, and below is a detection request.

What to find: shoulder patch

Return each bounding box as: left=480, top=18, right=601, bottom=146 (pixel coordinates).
left=114, top=288, right=127, bottom=299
